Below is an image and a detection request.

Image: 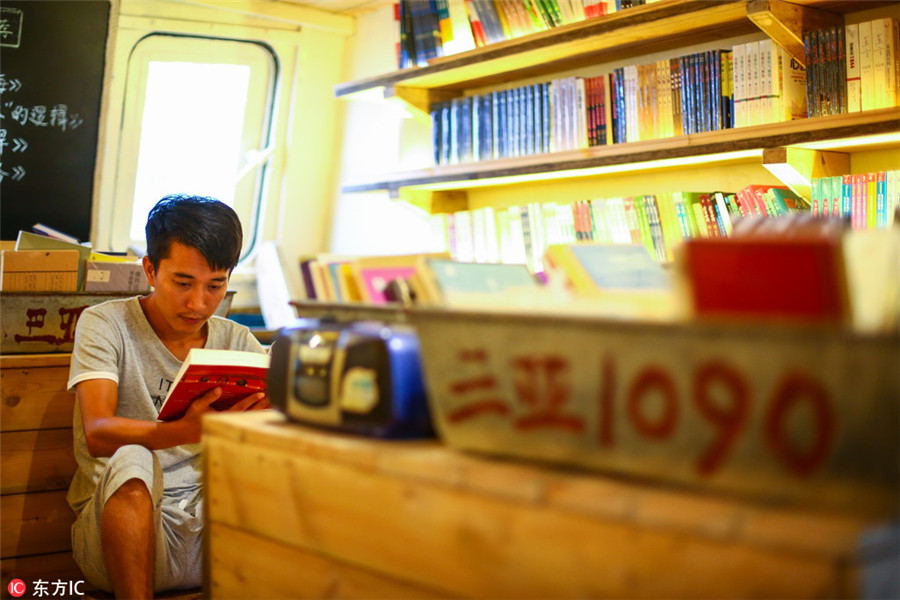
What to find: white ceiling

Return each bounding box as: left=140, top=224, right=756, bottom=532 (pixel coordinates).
left=279, top=0, right=391, bottom=15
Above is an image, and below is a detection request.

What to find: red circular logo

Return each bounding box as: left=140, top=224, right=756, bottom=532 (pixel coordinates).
left=8, top=579, right=26, bottom=598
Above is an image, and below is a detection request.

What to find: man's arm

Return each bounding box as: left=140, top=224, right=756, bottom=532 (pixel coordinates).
left=77, top=379, right=266, bottom=458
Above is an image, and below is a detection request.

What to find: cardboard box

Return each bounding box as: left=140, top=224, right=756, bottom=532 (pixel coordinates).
left=0, top=250, right=80, bottom=292
left=85, top=260, right=150, bottom=293
left=15, top=231, right=92, bottom=291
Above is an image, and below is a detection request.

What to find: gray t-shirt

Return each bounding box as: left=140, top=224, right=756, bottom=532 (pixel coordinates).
left=66, top=296, right=265, bottom=513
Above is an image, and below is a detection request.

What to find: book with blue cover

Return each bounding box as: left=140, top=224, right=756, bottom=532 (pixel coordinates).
left=417, top=258, right=538, bottom=304
left=544, top=243, right=671, bottom=294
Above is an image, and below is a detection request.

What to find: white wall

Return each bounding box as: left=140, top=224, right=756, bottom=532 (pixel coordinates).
left=328, top=4, right=445, bottom=257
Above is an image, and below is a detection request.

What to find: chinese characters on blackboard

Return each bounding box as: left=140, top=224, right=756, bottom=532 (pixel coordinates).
left=0, top=7, right=23, bottom=48
left=0, top=1, right=109, bottom=241
left=0, top=7, right=85, bottom=185
left=0, top=74, right=85, bottom=183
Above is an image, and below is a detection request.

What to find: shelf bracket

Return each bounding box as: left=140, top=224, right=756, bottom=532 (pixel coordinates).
left=762, top=147, right=849, bottom=200
left=396, top=188, right=469, bottom=214
left=746, top=0, right=843, bottom=67
left=385, top=86, right=462, bottom=118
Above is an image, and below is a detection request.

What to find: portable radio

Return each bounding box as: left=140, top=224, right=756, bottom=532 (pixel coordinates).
left=268, top=319, right=433, bottom=438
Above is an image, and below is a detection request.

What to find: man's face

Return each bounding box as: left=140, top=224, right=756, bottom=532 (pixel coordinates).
left=143, top=241, right=229, bottom=337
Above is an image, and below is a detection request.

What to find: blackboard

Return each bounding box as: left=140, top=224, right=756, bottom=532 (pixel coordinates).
left=0, top=0, right=110, bottom=241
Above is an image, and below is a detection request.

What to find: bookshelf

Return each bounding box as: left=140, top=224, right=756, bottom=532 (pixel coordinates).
left=341, top=108, right=899, bottom=194
left=334, top=0, right=899, bottom=211
left=334, top=0, right=885, bottom=101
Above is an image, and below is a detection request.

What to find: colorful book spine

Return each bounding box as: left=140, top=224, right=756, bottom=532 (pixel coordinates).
left=867, top=171, right=878, bottom=230
left=643, top=195, right=669, bottom=261
left=841, top=174, right=852, bottom=218
left=859, top=19, right=875, bottom=111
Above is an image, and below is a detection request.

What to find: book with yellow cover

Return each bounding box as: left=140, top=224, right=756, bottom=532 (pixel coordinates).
left=543, top=243, right=670, bottom=295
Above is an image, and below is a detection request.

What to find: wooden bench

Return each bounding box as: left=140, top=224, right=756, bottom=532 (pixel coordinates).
left=1, top=354, right=82, bottom=591
left=1, top=354, right=203, bottom=600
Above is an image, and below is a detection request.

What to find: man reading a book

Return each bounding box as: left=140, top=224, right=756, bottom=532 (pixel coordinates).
left=66, top=194, right=269, bottom=599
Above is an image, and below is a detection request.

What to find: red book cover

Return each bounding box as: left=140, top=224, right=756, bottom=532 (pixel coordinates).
left=735, top=187, right=755, bottom=217
left=157, top=349, right=269, bottom=422
left=463, top=0, right=487, bottom=47
left=751, top=185, right=769, bottom=216
left=853, top=173, right=865, bottom=230
left=572, top=201, right=585, bottom=241
left=698, top=194, right=722, bottom=238
left=683, top=226, right=849, bottom=324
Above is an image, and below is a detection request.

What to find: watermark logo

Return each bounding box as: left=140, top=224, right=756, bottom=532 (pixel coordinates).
left=6, top=579, right=85, bottom=598
left=8, top=579, right=26, bottom=598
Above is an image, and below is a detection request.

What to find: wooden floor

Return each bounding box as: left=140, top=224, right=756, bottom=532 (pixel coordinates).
left=82, top=588, right=203, bottom=600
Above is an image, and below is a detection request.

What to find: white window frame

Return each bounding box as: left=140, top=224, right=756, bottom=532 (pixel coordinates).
left=93, top=12, right=305, bottom=271
left=108, top=33, right=276, bottom=258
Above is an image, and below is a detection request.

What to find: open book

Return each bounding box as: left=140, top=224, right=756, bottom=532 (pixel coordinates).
left=157, top=348, right=270, bottom=421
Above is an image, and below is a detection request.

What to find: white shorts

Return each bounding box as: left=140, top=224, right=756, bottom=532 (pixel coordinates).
left=71, top=445, right=203, bottom=593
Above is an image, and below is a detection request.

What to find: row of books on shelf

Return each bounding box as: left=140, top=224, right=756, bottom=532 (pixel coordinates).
left=432, top=172, right=898, bottom=272
left=435, top=186, right=809, bottom=273
left=810, top=171, right=900, bottom=231
left=804, top=17, right=899, bottom=117
left=293, top=176, right=894, bottom=304
left=294, top=216, right=899, bottom=331
left=429, top=46, right=737, bottom=164
left=395, top=0, right=659, bottom=68
left=295, top=248, right=661, bottom=309
left=427, top=18, right=898, bottom=165
left=429, top=47, right=775, bottom=163
left=609, top=49, right=735, bottom=142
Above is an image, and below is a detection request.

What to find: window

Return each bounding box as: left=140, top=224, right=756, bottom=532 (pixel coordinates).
left=110, top=34, right=276, bottom=257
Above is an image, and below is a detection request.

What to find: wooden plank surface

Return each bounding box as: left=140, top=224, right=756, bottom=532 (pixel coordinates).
left=203, top=412, right=877, bottom=598
left=1, top=490, right=74, bottom=558
left=209, top=522, right=448, bottom=599
left=0, top=354, right=72, bottom=369
left=1, top=365, right=74, bottom=432
left=0, top=428, right=76, bottom=494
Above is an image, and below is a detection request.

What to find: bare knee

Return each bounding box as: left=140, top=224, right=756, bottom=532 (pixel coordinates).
left=106, top=478, right=152, bottom=511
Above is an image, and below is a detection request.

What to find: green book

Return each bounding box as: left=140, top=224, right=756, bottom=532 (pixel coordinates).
left=680, top=192, right=705, bottom=238
left=632, top=196, right=656, bottom=257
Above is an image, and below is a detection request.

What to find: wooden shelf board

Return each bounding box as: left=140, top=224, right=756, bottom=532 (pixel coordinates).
left=340, top=108, right=900, bottom=193
left=336, top=0, right=754, bottom=96
left=0, top=354, right=72, bottom=368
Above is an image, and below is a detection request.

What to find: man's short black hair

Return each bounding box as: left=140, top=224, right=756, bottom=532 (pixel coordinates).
left=145, top=194, right=243, bottom=273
